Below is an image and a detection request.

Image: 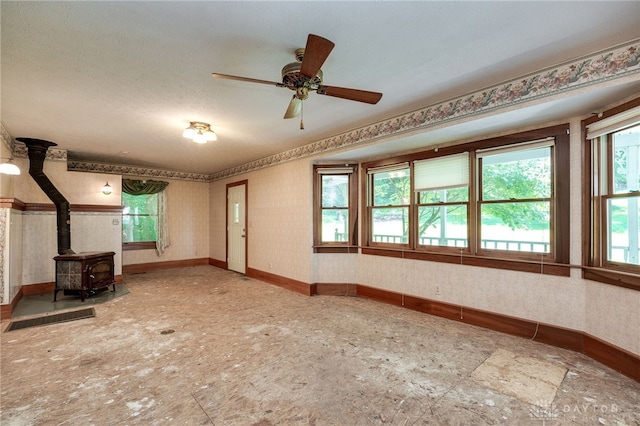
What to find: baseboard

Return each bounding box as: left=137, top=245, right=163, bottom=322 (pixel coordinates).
left=208, top=258, right=227, bottom=269
left=22, top=281, right=55, bottom=295
left=0, top=287, right=23, bottom=320
left=123, top=258, right=209, bottom=274
left=247, top=268, right=314, bottom=296
left=315, top=283, right=358, bottom=297
left=584, top=334, right=640, bottom=382
left=357, top=284, right=639, bottom=383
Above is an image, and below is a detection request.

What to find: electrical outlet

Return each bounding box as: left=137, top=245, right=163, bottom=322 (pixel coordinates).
left=436, top=286, right=442, bottom=295
left=112, top=219, right=120, bottom=225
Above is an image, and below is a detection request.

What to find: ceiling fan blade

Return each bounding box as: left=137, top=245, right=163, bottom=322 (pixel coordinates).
left=212, top=73, right=284, bottom=87
left=299, top=34, right=335, bottom=79
left=284, top=96, right=302, bottom=119
left=317, top=85, right=383, bottom=104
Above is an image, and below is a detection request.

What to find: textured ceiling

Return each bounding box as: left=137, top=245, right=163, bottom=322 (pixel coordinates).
left=2, top=1, right=640, bottom=175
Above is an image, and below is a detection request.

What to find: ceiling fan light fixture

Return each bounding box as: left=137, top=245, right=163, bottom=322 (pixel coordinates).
left=183, top=121, right=216, bottom=143
left=182, top=127, right=197, bottom=139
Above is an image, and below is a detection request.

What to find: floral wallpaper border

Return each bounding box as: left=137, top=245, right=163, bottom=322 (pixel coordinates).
left=4, top=39, right=639, bottom=183
left=13, top=143, right=67, bottom=162
left=66, top=161, right=211, bottom=182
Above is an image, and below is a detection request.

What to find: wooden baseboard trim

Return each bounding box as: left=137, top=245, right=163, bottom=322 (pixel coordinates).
left=584, top=334, right=640, bottom=382
left=357, top=284, right=639, bottom=382
left=247, top=268, right=314, bottom=296
left=123, top=258, right=209, bottom=274
left=315, top=283, right=358, bottom=297
left=208, top=258, right=227, bottom=269
left=22, top=281, right=55, bottom=295
left=0, top=287, right=23, bottom=320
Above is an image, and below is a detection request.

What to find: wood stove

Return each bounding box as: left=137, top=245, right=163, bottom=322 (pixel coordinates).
left=54, top=252, right=116, bottom=302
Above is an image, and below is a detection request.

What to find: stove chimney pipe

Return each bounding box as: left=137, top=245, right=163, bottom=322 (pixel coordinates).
left=17, top=137, right=75, bottom=255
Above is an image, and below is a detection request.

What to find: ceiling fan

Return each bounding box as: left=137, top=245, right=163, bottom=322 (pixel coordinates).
left=212, top=34, right=383, bottom=129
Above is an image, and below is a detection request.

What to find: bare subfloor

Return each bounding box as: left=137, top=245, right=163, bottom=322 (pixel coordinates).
left=1, top=266, right=638, bottom=425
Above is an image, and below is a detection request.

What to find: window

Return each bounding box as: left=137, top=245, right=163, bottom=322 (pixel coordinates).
left=313, top=165, right=358, bottom=252
left=478, top=141, right=553, bottom=255
left=415, top=153, right=469, bottom=250
left=122, top=192, right=158, bottom=248
left=369, top=164, right=410, bottom=245
left=362, top=125, right=570, bottom=274
left=585, top=98, right=640, bottom=289
left=122, top=192, right=158, bottom=242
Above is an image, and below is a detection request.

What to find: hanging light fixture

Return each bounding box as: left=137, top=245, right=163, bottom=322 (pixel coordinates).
left=0, top=158, right=21, bottom=175
left=102, top=182, right=112, bottom=195
left=183, top=122, right=217, bottom=144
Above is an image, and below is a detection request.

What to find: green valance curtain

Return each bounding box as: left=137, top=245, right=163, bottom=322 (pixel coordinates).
left=122, top=179, right=169, bottom=195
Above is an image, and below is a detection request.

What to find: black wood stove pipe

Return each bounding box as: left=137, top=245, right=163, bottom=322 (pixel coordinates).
left=16, top=137, right=75, bottom=255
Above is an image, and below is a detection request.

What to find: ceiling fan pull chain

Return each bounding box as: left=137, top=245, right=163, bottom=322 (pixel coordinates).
left=300, top=101, right=304, bottom=130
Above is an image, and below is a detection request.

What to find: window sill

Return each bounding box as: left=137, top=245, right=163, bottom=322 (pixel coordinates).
left=314, top=245, right=359, bottom=254
left=123, top=242, right=156, bottom=251
left=583, top=267, right=640, bottom=291
left=362, top=247, right=570, bottom=277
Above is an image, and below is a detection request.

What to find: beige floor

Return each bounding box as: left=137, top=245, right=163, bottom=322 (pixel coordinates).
left=1, top=266, right=638, bottom=425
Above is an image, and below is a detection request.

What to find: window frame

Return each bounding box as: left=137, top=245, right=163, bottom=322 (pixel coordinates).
left=583, top=97, right=640, bottom=290
left=313, top=164, right=359, bottom=253
left=368, top=164, right=411, bottom=248
left=476, top=141, right=555, bottom=262
left=122, top=192, right=159, bottom=251
left=361, top=124, right=570, bottom=276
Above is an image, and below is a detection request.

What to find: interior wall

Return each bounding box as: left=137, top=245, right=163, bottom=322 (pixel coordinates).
left=209, top=159, right=313, bottom=283
left=123, top=177, right=209, bottom=266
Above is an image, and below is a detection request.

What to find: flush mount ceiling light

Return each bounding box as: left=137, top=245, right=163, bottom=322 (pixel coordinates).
left=0, top=158, right=21, bottom=175
left=183, top=121, right=217, bottom=144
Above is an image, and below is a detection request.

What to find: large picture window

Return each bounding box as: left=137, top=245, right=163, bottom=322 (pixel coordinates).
left=362, top=125, right=570, bottom=274
left=584, top=98, right=640, bottom=289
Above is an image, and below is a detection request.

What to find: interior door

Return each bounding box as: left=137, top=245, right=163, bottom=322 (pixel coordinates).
left=227, top=183, right=246, bottom=274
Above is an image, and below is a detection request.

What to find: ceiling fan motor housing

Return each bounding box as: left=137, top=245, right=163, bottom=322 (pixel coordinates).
left=281, top=48, right=323, bottom=90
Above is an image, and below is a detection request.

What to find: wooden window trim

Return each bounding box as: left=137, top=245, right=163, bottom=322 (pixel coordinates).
left=313, top=165, right=359, bottom=253
left=583, top=97, right=640, bottom=291
left=122, top=241, right=156, bottom=251
left=362, top=124, right=570, bottom=270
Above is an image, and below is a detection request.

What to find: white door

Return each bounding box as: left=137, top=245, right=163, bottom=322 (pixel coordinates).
left=227, top=183, right=246, bottom=273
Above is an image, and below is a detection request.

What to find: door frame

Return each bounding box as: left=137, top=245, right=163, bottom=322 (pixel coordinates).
left=226, top=180, right=248, bottom=273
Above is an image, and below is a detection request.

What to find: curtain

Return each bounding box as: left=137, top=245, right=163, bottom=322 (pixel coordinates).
left=122, top=179, right=168, bottom=195
left=122, top=179, right=170, bottom=256
left=155, top=190, right=170, bottom=256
